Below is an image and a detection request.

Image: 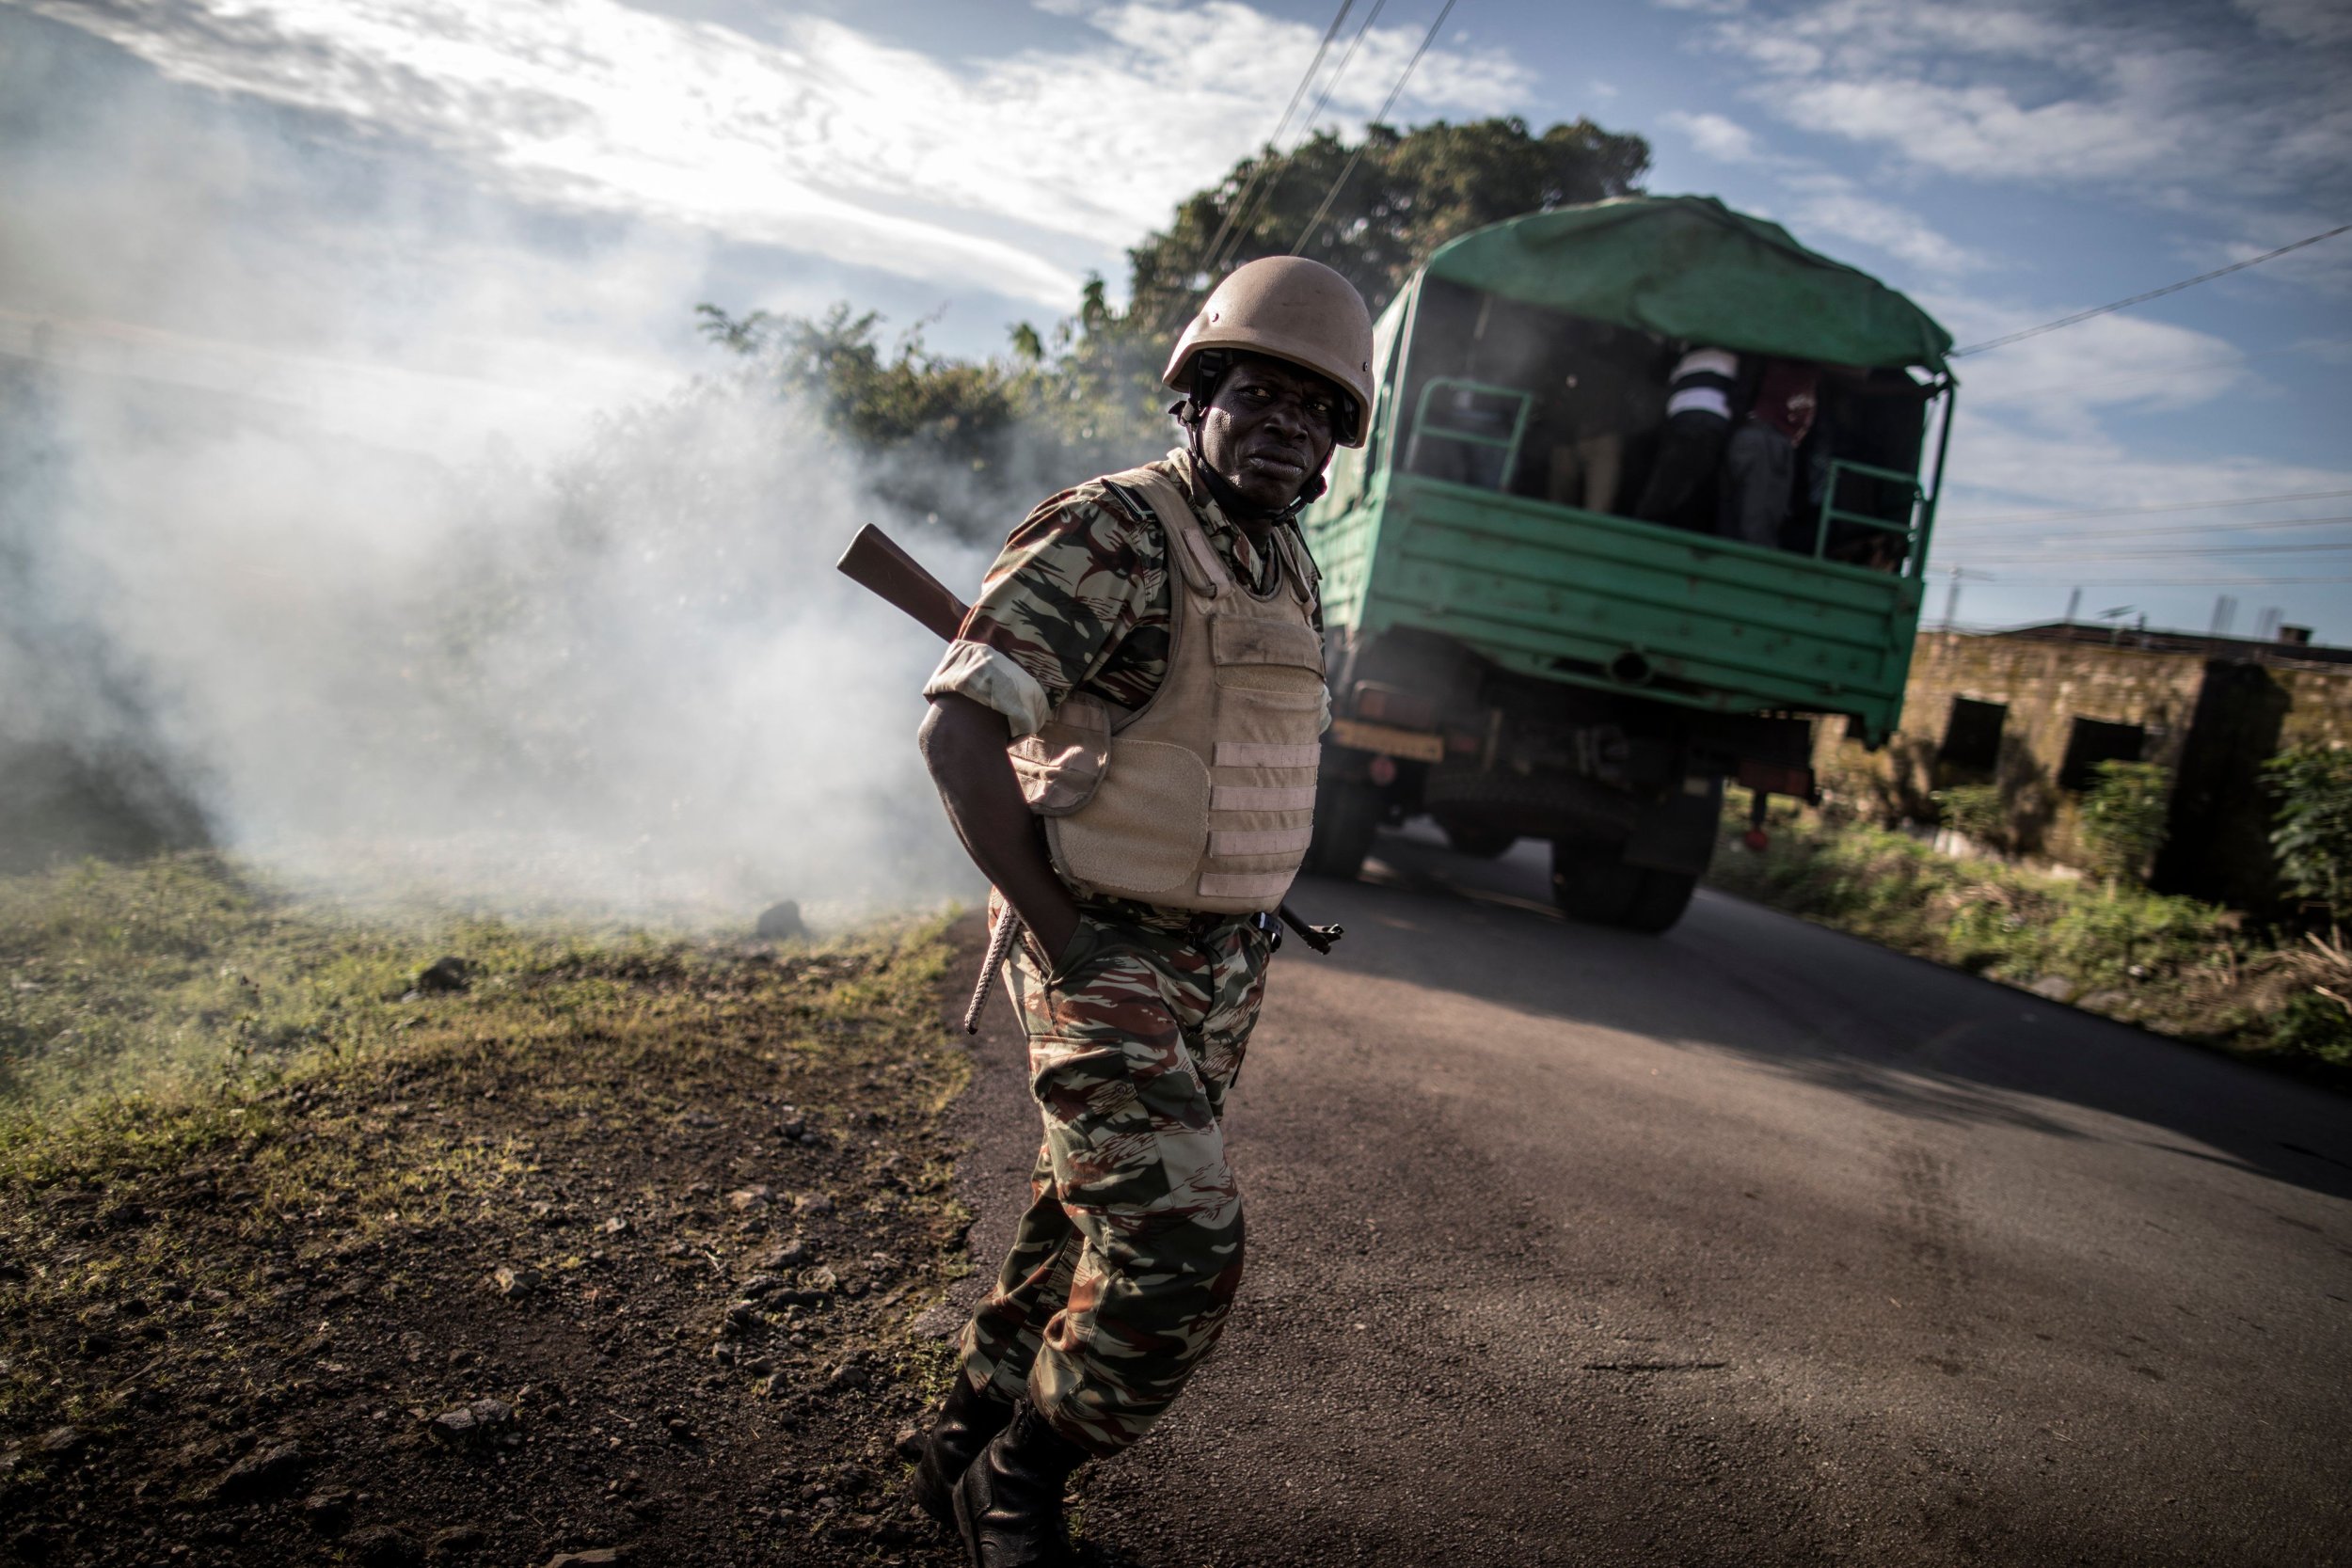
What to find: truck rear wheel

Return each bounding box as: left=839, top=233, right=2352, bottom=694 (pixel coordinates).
left=1303, top=777, right=1382, bottom=880
left=1549, top=841, right=1698, bottom=934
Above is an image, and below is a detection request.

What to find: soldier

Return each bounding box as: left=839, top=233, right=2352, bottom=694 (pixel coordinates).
left=911, top=257, right=1374, bottom=1568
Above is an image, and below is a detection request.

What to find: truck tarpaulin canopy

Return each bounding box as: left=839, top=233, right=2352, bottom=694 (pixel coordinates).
left=1421, top=195, right=1954, bottom=372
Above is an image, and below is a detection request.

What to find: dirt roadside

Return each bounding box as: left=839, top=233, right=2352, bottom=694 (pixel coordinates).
left=0, top=903, right=1025, bottom=1568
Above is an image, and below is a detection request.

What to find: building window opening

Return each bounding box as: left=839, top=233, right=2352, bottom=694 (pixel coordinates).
left=2058, top=718, right=2146, bottom=791
left=1937, top=698, right=2007, bottom=776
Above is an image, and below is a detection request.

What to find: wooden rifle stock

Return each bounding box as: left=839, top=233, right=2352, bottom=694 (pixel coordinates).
left=835, top=523, right=969, bottom=643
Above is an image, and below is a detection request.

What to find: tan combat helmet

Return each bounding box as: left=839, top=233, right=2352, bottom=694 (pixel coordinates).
left=1163, top=257, right=1375, bottom=446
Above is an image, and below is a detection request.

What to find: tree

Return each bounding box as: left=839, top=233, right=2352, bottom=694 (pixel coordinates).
left=1007, top=115, right=1648, bottom=473
left=691, top=113, right=1649, bottom=537
left=692, top=302, right=1096, bottom=537
left=1121, top=117, right=1650, bottom=340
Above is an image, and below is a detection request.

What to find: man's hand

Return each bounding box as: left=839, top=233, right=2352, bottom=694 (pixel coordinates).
left=918, top=692, right=1082, bottom=963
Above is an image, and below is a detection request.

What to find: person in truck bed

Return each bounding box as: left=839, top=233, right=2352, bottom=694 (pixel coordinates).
left=1721, top=356, right=1820, bottom=548
left=1632, top=345, right=1740, bottom=531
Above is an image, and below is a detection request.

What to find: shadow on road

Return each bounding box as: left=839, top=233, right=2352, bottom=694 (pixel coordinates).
left=1294, top=824, right=2352, bottom=1205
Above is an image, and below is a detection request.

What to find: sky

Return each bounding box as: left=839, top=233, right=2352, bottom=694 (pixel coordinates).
left=5, top=0, right=2349, bottom=641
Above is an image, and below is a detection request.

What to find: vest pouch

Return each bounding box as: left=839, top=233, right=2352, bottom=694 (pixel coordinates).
left=1209, top=614, right=1327, bottom=693
left=1008, top=694, right=1114, bottom=817
left=1047, top=738, right=1212, bottom=895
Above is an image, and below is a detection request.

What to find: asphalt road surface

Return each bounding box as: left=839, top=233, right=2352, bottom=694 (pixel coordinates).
left=946, top=824, right=2352, bottom=1566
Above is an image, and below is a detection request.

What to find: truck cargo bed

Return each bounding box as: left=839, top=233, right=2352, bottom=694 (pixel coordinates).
left=1311, top=471, right=1926, bottom=744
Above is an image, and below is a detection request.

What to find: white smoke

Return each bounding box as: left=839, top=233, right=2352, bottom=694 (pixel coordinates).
left=32, top=368, right=985, bottom=923
left=0, top=14, right=991, bottom=926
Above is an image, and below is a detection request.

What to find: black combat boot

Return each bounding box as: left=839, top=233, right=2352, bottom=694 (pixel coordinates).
left=952, top=1397, right=1091, bottom=1568
left=912, top=1375, right=1016, bottom=1525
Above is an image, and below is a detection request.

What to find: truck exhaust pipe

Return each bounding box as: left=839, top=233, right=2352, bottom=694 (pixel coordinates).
left=1607, top=649, right=1654, bottom=687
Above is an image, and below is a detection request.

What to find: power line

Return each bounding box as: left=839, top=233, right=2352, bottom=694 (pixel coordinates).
left=1292, top=0, right=1458, bottom=257
left=1225, top=0, right=1391, bottom=270
left=1210, top=0, right=1389, bottom=275
left=1197, top=0, right=1355, bottom=276
left=1296, top=0, right=1390, bottom=140
left=1949, top=222, right=2352, bottom=356
left=1940, top=487, right=2352, bottom=526
left=1956, top=539, right=2352, bottom=563
left=1973, top=335, right=2352, bottom=400
left=1971, top=574, right=2352, bottom=588
left=1929, top=515, right=2352, bottom=545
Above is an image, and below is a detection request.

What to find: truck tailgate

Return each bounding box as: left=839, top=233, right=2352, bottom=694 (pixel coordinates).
left=1330, top=474, right=1924, bottom=740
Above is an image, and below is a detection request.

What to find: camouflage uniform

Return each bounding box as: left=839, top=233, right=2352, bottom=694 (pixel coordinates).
left=924, top=449, right=1307, bottom=736
left=925, top=448, right=1317, bottom=1457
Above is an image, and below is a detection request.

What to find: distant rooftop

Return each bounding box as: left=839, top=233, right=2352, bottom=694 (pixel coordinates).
left=1982, top=621, right=2352, bottom=667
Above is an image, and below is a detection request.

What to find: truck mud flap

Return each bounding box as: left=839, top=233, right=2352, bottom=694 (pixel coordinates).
left=1622, top=775, right=1724, bottom=876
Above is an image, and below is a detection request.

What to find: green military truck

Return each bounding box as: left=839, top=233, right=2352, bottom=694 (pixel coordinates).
left=1298, top=195, right=1957, bottom=932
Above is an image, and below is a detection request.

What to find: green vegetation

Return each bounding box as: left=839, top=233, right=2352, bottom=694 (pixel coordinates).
left=2263, top=743, right=2352, bottom=932
left=3, top=853, right=570, bottom=1127
left=1115, top=116, right=1649, bottom=340
left=1931, top=782, right=2007, bottom=849
left=692, top=115, right=1649, bottom=540
left=2078, top=760, right=2172, bottom=890
left=1709, top=790, right=2352, bottom=1075
left=1, top=853, right=977, bottom=1562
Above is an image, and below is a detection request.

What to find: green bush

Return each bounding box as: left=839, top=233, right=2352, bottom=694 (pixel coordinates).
left=1707, top=794, right=2352, bottom=1080
left=2271, top=990, right=2352, bottom=1067
left=2079, top=760, right=2170, bottom=888
left=2262, top=744, right=2352, bottom=927
left=1933, top=783, right=2007, bottom=847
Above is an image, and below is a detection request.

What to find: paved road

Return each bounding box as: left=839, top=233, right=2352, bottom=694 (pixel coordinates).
left=947, top=826, right=2352, bottom=1566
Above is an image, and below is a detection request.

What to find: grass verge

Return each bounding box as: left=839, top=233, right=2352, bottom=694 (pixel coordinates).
left=1707, top=792, right=2352, bottom=1081
left=0, top=852, right=981, bottom=1566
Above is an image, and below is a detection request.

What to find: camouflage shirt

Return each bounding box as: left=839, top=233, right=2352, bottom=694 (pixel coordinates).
left=925, top=448, right=1323, bottom=736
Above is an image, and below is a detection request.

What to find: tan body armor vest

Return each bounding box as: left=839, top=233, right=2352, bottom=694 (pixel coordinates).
left=1008, top=466, right=1326, bottom=915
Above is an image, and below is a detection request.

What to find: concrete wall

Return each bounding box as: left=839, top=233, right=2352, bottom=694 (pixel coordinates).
left=1816, top=632, right=2205, bottom=867
left=2277, top=667, right=2352, bottom=748
left=2160, top=659, right=2352, bottom=909
left=1814, top=630, right=2352, bottom=907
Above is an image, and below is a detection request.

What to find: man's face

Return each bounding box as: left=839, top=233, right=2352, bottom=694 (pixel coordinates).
left=1197, top=355, right=1343, bottom=515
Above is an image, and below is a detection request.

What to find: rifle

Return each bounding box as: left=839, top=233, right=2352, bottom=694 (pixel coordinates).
left=834, top=524, right=1343, bottom=1031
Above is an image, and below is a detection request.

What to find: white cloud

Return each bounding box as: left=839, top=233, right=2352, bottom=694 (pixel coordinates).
left=1781, top=174, right=1989, bottom=275
left=1662, top=109, right=1762, bottom=163
left=1779, top=76, right=2171, bottom=184
left=1689, top=0, right=2352, bottom=233
left=1930, top=406, right=2352, bottom=601
left=1660, top=112, right=1985, bottom=276
left=2237, top=0, right=2352, bottom=48
left=1906, top=298, right=2352, bottom=595
left=14, top=0, right=1532, bottom=307
left=1931, top=304, right=2253, bottom=436
left=1943, top=430, right=2351, bottom=516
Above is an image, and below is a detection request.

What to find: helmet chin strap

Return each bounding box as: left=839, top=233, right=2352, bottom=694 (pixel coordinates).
left=1176, top=401, right=1324, bottom=524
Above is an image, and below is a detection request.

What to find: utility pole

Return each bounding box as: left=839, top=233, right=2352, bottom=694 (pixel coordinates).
left=2208, top=594, right=2237, bottom=639
left=2064, top=586, right=2082, bottom=625
left=1941, top=565, right=1990, bottom=631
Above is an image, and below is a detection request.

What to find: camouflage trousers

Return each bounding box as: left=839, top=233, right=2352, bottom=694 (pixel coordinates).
left=955, top=892, right=1273, bottom=1456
